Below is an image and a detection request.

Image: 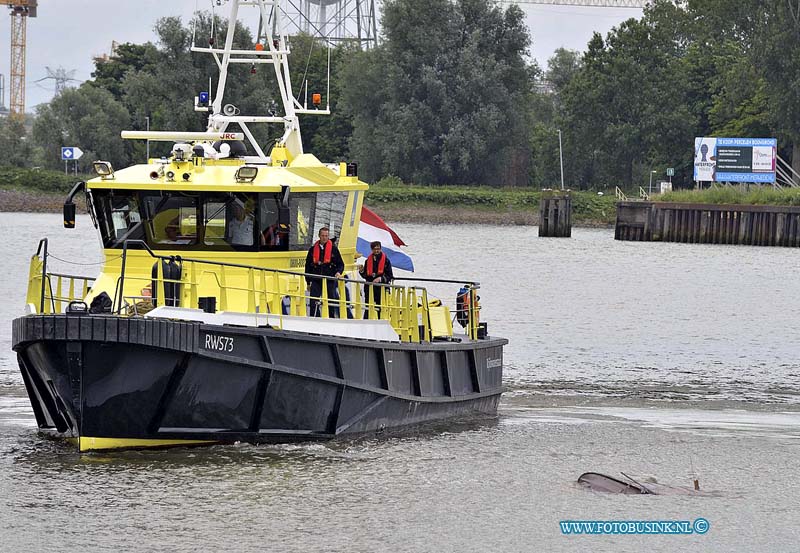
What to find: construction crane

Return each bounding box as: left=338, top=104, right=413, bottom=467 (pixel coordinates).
left=1, top=0, right=37, bottom=118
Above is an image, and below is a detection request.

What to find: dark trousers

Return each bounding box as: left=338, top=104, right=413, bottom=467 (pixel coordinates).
left=310, top=279, right=339, bottom=318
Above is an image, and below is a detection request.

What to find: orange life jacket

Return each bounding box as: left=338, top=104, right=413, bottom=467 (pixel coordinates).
left=456, top=289, right=479, bottom=327
left=366, top=252, right=387, bottom=276
left=313, top=240, right=332, bottom=264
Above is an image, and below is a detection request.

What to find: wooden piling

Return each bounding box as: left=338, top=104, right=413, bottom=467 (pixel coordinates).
left=615, top=201, right=800, bottom=247
left=539, top=190, right=572, bottom=237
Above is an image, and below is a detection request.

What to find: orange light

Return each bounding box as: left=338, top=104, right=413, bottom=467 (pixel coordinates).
left=255, top=43, right=264, bottom=51
left=312, top=93, right=322, bottom=107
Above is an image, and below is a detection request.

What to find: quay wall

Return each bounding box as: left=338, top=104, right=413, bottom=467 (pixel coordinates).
left=615, top=201, right=800, bottom=246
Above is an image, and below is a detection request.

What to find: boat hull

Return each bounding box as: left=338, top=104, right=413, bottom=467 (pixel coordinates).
left=12, top=315, right=506, bottom=451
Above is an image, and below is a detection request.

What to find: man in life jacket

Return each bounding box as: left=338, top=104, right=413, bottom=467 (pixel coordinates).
left=305, top=226, right=344, bottom=317
left=359, top=240, right=394, bottom=318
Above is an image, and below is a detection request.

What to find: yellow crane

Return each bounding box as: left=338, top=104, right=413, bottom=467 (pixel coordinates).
left=2, top=0, right=37, bottom=117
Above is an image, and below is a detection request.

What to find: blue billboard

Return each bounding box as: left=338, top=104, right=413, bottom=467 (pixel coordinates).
left=694, top=137, right=777, bottom=183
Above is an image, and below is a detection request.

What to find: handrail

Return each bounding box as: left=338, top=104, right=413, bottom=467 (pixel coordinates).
left=116, top=240, right=443, bottom=342
left=37, top=238, right=47, bottom=314
left=26, top=238, right=95, bottom=314
left=27, top=239, right=482, bottom=343
left=118, top=239, right=476, bottom=300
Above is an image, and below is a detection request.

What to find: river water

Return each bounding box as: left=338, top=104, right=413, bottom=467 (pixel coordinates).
left=1, top=212, right=799, bottom=552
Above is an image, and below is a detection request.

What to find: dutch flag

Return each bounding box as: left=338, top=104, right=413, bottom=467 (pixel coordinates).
left=358, top=206, right=414, bottom=272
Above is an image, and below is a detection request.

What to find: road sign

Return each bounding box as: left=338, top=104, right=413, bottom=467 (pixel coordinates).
left=666, top=167, right=674, bottom=177
left=61, top=147, right=84, bottom=161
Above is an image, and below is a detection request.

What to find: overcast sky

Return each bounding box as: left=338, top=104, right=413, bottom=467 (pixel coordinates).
left=0, top=1, right=641, bottom=111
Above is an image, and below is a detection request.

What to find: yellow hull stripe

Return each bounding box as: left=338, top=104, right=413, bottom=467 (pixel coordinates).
left=79, top=436, right=217, bottom=452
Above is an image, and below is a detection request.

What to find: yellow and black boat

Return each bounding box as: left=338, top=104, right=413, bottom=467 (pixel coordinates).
left=11, top=0, right=506, bottom=452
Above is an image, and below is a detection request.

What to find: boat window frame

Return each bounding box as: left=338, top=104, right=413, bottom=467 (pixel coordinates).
left=200, top=192, right=259, bottom=251
left=89, top=189, right=350, bottom=253
left=258, top=193, right=289, bottom=251
left=91, top=189, right=146, bottom=249
left=139, top=191, right=202, bottom=250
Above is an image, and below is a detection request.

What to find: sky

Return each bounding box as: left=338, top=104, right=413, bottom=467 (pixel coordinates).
left=0, top=1, right=642, bottom=112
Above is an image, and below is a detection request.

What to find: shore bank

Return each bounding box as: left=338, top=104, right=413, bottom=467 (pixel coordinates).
left=0, top=188, right=615, bottom=226
left=0, top=189, right=83, bottom=213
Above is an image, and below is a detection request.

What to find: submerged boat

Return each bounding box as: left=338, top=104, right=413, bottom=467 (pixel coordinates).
left=12, top=0, right=507, bottom=452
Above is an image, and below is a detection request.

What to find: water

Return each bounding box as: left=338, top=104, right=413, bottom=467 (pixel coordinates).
left=2, top=213, right=799, bottom=551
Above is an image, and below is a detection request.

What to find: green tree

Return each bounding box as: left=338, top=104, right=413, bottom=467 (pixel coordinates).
left=546, top=48, right=582, bottom=95
left=31, top=85, right=131, bottom=171
left=91, top=42, right=161, bottom=101
left=756, top=2, right=800, bottom=180
left=340, top=0, right=534, bottom=185
left=0, top=116, right=34, bottom=167
left=559, top=2, right=697, bottom=189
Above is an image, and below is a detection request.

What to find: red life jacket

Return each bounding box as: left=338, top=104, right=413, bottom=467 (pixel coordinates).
left=313, top=240, right=333, bottom=264
left=366, top=252, right=386, bottom=276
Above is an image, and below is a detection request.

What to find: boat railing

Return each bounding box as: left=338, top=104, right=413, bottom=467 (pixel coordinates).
left=395, top=277, right=482, bottom=341
left=25, top=238, right=96, bottom=314
left=113, top=240, right=482, bottom=342
left=23, top=239, right=483, bottom=342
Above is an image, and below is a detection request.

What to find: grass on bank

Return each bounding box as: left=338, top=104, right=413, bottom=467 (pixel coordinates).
left=657, top=186, right=800, bottom=206
left=0, top=166, right=88, bottom=194
left=367, top=176, right=618, bottom=224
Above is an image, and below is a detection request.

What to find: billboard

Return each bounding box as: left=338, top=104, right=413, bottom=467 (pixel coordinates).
left=693, top=137, right=777, bottom=183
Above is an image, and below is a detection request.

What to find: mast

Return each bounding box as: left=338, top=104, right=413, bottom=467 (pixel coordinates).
left=190, top=0, right=330, bottom=162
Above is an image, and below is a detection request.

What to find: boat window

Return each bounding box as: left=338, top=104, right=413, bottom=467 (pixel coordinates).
left=259, top=195, right=287, bottom=250
left=201, top=193, right=257, bottom=249
left=93, top=191, right=144, bottom=248
left=315, top=192, right=349, bottom=239
left=141, top=194, right=199, bottom=248
left=287, top=192, right=349, bottom=250
left=289, top=194, right=316, bottom=250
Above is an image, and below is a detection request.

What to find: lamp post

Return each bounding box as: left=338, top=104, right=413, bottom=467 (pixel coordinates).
left=557, top=129, right=565, bottom=191
left=649, top=170, right=656, bottom=196
left=145, top=116, right=150, bottom=162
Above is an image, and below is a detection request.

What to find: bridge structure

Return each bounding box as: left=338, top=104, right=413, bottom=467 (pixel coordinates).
left=282, top=0, right=647, bottom=48
left=503, top=0, right=645, bottom=6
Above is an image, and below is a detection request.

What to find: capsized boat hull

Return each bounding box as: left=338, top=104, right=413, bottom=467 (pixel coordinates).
left=12, top=315, right=505, bottom=451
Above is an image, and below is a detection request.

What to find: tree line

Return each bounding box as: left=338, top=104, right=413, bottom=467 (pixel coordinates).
left=0, top=0, right=798, bottom=190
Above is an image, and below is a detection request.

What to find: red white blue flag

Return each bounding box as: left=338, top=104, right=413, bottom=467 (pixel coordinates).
left=358, top=206, right=414, bottom=272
